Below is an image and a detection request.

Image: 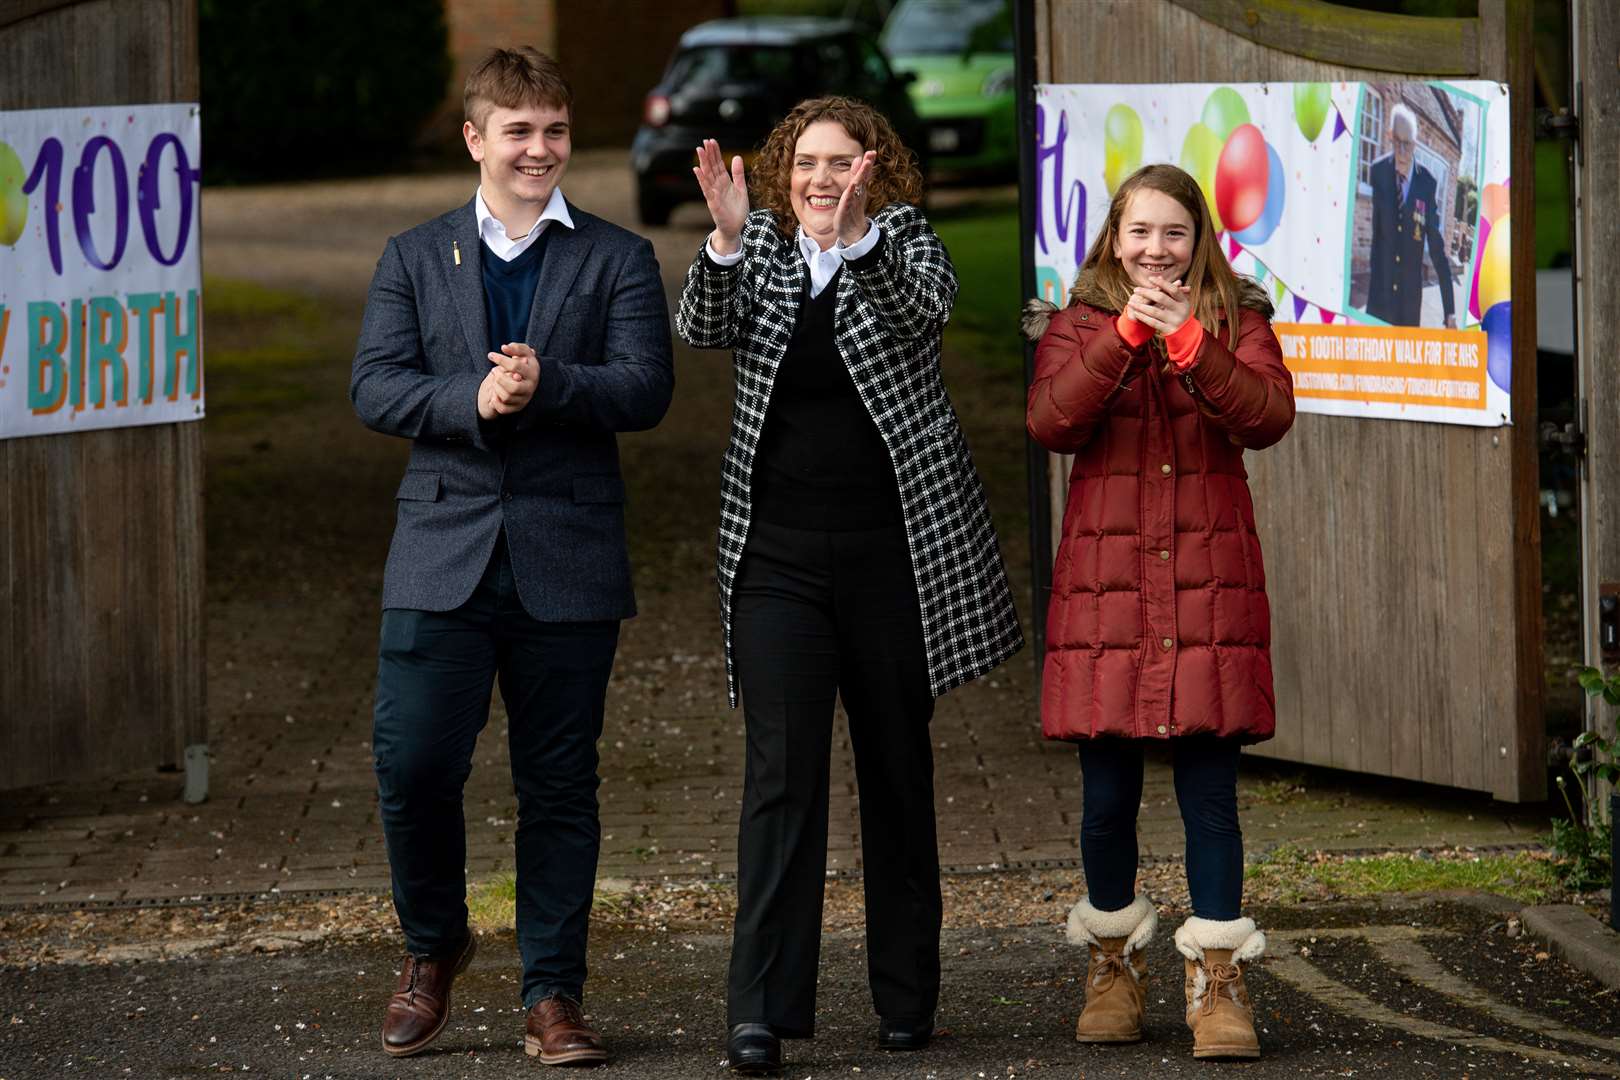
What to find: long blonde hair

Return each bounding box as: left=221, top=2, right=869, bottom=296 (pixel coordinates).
left=1076, top=164, right=1246, bottom=349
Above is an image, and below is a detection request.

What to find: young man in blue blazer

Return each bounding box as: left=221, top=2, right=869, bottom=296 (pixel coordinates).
left=350, top=46, right=673, bottom=1065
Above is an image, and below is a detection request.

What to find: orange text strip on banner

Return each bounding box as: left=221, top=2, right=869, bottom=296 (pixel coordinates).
left=1273, top=323, right=1488, bottom=410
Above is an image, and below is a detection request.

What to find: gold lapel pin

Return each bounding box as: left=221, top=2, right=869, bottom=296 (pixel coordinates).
left=453, top=240, right=462, bottom=267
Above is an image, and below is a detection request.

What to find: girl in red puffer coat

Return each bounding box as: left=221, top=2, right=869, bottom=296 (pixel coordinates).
left=1023, top=163, right=1295, bottom=1061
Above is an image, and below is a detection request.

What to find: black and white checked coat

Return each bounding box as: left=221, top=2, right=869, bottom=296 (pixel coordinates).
left=676, top=202, right=1023, bottom=706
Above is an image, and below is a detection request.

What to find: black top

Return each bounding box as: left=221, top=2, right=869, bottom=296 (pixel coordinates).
left=481, top=228, right=554, bottom=353
left=751, top=267, right=904, bottom=531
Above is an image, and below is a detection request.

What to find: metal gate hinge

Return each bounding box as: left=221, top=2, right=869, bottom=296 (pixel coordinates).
left=1540, top=419, right=1587, bottom=458
left=1536, top=107, right=1580, bottom=142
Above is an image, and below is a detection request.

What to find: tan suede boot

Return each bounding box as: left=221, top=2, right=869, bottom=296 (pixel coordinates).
left=1066, top=895, right=1156, bottom=1043
left=1175, top=917, right=1264, bottom=1060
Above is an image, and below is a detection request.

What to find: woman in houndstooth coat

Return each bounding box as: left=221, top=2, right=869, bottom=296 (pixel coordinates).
left=675, top=96, right=1021, bottom=1073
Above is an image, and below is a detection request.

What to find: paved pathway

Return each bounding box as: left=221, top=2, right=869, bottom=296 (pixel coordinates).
left=0, top=155, right=1549, bottom=909
left=6, top=896, right=1620, bottom=1078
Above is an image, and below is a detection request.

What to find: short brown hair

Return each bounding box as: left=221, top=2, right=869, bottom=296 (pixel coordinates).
left=463, top=47, right=573, bottom=130
left=751, top=97, right=925, bottom=237
left=1077, top=163, right=1247, bottom=350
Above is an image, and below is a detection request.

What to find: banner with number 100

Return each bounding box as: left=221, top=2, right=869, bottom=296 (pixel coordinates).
left=0, top=104, right=203, bottom=441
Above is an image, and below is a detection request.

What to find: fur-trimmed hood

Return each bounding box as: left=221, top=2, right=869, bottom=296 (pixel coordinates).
left=1021, top=269, right=1275, bottom=342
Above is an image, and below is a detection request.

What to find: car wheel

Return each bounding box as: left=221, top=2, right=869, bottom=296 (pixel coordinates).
left=637, top=187, right=673, bottom=227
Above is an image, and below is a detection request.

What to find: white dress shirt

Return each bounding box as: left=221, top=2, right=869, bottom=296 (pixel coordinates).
left=475, top=185, right=574, bottom=262
left=706, top=219, right=881, bottom=298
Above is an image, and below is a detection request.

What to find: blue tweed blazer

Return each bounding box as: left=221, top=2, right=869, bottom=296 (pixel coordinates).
left=351, top=197, right=674, bottom=622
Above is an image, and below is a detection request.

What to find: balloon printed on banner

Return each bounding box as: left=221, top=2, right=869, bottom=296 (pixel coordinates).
left=1230, top=142, right=1286, bottom=248
left=0, top=141, right=26, bottom=247
left=1179, top=122, right=1226, bottom=233
left=1468, top=215, right=1490, bottom=321
left=1482, top=300, right=1511, bottom=393
left=1215, top=123, right=1269, bottom=233
left=1103, top=103, right=1142, bottom=195
left=1200, top=87, right=1250, bottom=142
left=1293, top=83, right=1332, bottom=141
left=1480, top=182, right=1510, bottom=224
left=1477, top=213, right=1510, bottom=314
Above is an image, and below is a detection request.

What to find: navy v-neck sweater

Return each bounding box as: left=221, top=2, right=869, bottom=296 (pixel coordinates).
left=481, top=228, right=554, bottom=353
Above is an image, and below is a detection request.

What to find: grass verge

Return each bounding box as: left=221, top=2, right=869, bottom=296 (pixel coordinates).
left=934, top=197, right=1024, bottom=373
left=1247, top=844, right=1561, bottom=906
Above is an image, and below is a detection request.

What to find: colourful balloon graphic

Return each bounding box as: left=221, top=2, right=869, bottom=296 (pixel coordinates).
left=1293, top=83, right=1332, bottom=141
left=1231, top=143, right=1286, bottom=247
left=1468, top=215, right=1491, bottom=320
left=1103, top=104, right=1143, bottom=195
left=1482, top=300, right=1511, bottom=393
left=1179, top=122, right=1225, bottom=233
left=0, top=141, right=27, bottom=248
left=1481, top=182, right=1510, bottom=224
left=1201, top=87, right=1250, bottom=142
left=1215, top=124, right=1269, bottom=233
left=1478, top=212, right=1511, bottom=314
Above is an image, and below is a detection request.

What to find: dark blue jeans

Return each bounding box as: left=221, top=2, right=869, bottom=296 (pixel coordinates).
left=372, top=536, right=619, bottom=1006
left=1077, top=736, right=1244, bottom=920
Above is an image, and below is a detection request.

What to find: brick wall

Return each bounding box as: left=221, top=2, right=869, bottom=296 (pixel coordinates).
left=556, top=0, right=733, bottom=147
left=421, top=0, right=561, bottom=153
left=423, top=0, right=732, bottom=153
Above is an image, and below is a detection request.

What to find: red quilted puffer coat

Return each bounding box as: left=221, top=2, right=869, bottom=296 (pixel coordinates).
left=1025, top=275, right=1295, bottom=743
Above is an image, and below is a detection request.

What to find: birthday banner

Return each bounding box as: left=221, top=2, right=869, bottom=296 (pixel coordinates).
left=0, top=104, right=204, bottom=441
left=1032, top=81, right=1512, bottom=427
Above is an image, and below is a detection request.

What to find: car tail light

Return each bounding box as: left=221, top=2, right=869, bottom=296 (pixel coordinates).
left=644, top=94, right=671, bottom=127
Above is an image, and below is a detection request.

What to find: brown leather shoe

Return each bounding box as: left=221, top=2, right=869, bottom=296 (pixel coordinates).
left=525, top=994, right=609, bottom=1066
left=380, top=929, right=477, bottom=1057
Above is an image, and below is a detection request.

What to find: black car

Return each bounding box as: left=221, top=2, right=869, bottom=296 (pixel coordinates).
left=630, top=17, right=926, bottom=226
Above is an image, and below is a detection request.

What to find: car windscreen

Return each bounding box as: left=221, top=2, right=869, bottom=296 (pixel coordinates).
left=665, top=45, right=801, bottom=88
left=882, top=0, right=1013, bottom=56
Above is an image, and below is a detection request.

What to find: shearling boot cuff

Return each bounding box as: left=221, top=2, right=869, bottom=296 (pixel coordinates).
left=1066, top=894, right=1157, bottom=955
left=1173, top=916, right=1266, bottom=964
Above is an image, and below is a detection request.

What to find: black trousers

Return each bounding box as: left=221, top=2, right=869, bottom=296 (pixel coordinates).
left=372, top=534, right=620, bottom=1007
left=727, top=520, right=940, bottom=1036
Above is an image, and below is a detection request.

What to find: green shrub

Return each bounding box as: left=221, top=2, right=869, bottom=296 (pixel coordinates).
left=199, top=0, right=450, bottom=182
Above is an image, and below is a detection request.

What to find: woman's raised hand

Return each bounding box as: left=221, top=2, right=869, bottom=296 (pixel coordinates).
left=835, top=151, right=878, bottom=247
left=694, top=138, right=749, bottom=255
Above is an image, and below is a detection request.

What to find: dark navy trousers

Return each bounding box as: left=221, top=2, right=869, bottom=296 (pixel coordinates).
left=1077, top=736, right=1245, bottom=920
left=372, top=534, right=619, bottom=1007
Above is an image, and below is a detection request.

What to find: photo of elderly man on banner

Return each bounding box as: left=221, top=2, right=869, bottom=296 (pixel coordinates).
left=1350, top=85, right=1479, bottom=330
left=1032, top=78, right=1512, bottom=428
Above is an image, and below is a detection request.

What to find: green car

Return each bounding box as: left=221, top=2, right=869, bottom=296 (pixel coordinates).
left=881, top=0, right=1016, bottom=177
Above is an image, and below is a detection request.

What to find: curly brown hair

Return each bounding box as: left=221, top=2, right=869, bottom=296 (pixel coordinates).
left=751, top=96, right=925, bottom=236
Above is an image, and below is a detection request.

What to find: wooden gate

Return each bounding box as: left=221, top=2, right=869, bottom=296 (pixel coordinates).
left=1021, top=0, right=1543, bottom=801
left=0, top=0, right=207, bottom=797
left=1575, top=0, right=1620, bottom=788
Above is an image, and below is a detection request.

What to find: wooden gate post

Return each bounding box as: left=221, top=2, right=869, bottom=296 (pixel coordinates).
left=0, top=0, right=207, bottom=800
left=1575, top=0, right=1620, bottom=812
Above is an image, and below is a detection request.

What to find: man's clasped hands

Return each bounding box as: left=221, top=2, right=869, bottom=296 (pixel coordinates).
left=479, top=343, right=539, bottom=420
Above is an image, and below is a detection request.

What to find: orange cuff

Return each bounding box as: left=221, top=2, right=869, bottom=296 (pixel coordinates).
left=1115, top=312, right=1154, bottom=348
left=1165, top=318, right=1205, bottom=369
